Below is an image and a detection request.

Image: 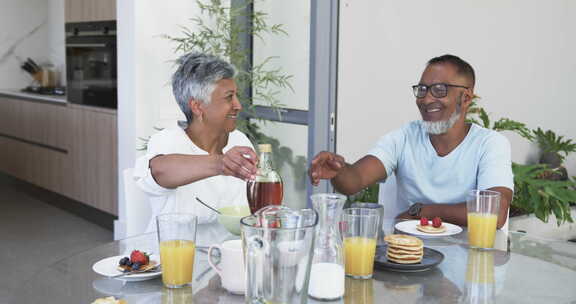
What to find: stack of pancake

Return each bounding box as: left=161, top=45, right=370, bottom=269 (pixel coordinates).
left=383, top=234, right=424, bottom=264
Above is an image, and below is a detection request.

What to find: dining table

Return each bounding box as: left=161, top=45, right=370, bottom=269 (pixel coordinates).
left=12, top=220, right=576, bottom=304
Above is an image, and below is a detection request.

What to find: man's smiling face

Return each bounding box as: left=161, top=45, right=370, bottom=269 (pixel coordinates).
left=416, top=63, right=470, bottom=134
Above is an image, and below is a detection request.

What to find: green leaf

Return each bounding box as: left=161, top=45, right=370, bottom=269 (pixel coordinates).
left=550, top=199, right=564, bottom=225
left=493, top=118, right=534, bottom=141
left=546, top=187, right=576, bottom=203
left=479, top=108, right=491, bottom=128
left=533, top=127, right=576, bottom=156
left=534, top=199, right=549, bottom=223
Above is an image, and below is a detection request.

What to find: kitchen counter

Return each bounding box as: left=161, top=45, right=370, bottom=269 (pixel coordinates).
left=0, top=89, right=67, bottom=104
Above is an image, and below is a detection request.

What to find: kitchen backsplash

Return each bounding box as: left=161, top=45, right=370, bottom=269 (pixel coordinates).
left=0, top=0, right=66, bottom=89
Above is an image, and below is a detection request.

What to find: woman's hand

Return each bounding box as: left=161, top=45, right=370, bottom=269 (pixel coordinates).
left=308, top=151, right=346, bottom=186
left=221, top=146, right=259, bottom=181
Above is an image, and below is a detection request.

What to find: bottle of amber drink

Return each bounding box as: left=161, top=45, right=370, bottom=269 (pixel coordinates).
left=247, top=144, right=283, bottom=214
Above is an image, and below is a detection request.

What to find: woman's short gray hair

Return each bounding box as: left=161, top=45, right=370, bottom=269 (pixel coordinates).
left=172, top=52, right=236, bottom=123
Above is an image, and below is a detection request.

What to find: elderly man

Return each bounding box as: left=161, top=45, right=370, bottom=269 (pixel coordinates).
left=309, top=55, right=513, bottom=228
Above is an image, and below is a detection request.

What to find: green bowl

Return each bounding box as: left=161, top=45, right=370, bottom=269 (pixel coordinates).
left=218, top=205, right=251, bottom=235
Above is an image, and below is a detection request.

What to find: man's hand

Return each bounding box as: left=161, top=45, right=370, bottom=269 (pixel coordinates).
left=220, top=146, right=259, bottom=181
left=308, top=151, right=346, bottom=186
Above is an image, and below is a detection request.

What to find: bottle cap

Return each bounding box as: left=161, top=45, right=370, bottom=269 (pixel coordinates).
left=258, top=144, right=272, bottom=153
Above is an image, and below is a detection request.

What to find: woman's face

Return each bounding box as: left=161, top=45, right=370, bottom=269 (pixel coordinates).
left=200, top=78, right=242, bottom=133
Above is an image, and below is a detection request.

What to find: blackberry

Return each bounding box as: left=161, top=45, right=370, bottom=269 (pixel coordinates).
left=118, top=257, right=130, bottom=266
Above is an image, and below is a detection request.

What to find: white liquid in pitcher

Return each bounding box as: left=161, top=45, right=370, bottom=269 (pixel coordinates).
left=308, top=263, right=345, bottom=300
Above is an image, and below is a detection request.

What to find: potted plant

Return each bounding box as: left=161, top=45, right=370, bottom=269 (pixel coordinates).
left=532, top=127, right=576, bottom=181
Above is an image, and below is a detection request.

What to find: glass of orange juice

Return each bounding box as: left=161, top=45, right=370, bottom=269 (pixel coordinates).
left=466, top=190, right=500, bottom=249
left=157, top=213, right=197, bottom=288
left=341, top=208, right=380, bottom=279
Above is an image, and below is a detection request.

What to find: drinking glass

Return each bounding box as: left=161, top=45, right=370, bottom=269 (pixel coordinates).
left=466, top=190, right=500, bottom=249
left=156, top=213, right=198, bottom=288
left=350, top=202, right=384, bottom=245
left=341, top=208, right=380, bottom=279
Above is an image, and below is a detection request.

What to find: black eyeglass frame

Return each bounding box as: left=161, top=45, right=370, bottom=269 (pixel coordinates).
left=412, top=83, right=469, bottom=98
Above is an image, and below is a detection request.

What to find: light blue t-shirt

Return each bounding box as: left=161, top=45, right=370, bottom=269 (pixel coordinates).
left=368, top=121, right=514, bottom=214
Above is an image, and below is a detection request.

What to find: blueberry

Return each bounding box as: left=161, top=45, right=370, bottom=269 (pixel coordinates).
left=119, top=257, right=129, bottom=266
left=126, top=261, right=133, bottom=267
left=132, top=262, right=141, bottom=270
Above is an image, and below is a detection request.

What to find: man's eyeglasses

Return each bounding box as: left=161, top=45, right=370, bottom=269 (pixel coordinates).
left=412, top=83, right=469, bottom=98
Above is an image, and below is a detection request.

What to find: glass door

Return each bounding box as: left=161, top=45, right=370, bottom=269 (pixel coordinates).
left=238, top=0, right=338, bottom=209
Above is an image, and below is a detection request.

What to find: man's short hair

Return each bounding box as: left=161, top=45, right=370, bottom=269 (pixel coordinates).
left=428, top=54, right=475, bottom=88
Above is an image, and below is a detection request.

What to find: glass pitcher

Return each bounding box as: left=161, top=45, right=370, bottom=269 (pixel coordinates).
left=241, top=206, right=318, bottom=304
left=308, top=193, right=346, bottom=301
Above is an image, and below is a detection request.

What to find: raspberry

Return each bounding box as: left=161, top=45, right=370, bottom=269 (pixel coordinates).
left=420, top=217, right=429, bottom=226
left=432, top=217, right=442, bottom=228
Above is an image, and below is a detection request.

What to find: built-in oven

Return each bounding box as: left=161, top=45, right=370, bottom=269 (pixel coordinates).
left=66, top=21, right=117, bottom=109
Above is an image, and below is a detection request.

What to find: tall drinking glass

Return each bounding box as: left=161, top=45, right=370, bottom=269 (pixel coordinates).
left=156, top=213, right=197, bottom=288
left=466, top=190, right=500, bottom=249
left=350, top=202, right=384, bottom=245
left=341, top=208, right=380, bottom=279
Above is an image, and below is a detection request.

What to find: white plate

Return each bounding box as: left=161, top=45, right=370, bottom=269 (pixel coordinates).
left=394, top=220, right=463, bottom=237
left=92, top=255, right=161, bottom=282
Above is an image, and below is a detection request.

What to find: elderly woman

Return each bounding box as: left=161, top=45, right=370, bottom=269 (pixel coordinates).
left=134, top=52, right=258, bottom=246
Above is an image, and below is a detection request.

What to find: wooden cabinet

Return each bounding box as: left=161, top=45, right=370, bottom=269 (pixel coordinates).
left=0, top=97, right=70, bottom=194
left=67, top=104, right=118, bottom=215
left=65, top=0, right=116, bottom=23
left=20, top=101, right=71, bottom=150
left=0, top=97, right=21, bottom=137
left=0, top=97, right=118, bottom=216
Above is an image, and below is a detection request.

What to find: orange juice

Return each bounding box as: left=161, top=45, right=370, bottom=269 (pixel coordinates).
left=343, top=237, right=377, bottom=278
left=160, top=240, right=196, bottom=286
left=467, top=213, right=498, bottom=248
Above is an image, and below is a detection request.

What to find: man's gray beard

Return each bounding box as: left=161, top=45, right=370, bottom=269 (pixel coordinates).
left=422, top=107, right=461, bottom=135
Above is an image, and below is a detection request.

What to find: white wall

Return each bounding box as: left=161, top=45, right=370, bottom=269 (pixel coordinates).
left=337, top=1, right=576, bottom=176
left=47, top=0, right=66, bottom=86
left=0, top=0, right=65, bottom=88
left=116, top=0, right=201, bottom=239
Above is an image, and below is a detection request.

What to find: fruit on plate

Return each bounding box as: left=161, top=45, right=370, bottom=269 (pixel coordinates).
left=416, top=217, right=446, bottom=234
left=420, top=217, right=429, bottom=226
left=130, top=250, right=150, bottom=265
left=432, top=217, right=442, bottom=228
left=117, top=250, right=156, bottom=273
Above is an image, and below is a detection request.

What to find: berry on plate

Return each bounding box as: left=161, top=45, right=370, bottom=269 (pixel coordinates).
left=130, top=250, right=150, bottom=265
left=420, top=217, right=429, bottom=226
left=432, top=217, right=442, bottom=228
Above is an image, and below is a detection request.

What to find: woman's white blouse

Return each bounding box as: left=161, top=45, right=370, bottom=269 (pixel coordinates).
left=133, top=127, right=253, bottom=246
